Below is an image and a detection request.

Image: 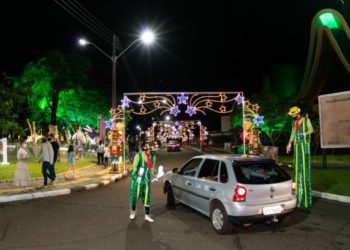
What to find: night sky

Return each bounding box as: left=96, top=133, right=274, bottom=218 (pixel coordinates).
left=1, top=0, right=347, bottom=96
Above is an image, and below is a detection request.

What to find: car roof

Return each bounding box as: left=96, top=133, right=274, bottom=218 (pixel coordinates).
left=192, top=154, right=275, bottom=163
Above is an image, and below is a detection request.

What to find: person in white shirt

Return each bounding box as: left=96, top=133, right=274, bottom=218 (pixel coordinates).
left=38, top=136, right=55, bottom=188
left=14, top=138, right=31, bottom=191
left=97, top=140, right=105, bottom=165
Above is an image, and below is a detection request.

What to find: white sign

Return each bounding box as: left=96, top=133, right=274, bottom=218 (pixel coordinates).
left=319, top=91, right=350, bottom=148
left=1, top=138, right=10, bottom=165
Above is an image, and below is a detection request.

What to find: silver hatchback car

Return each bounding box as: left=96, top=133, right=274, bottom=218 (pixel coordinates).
left=163, top=154, right=296, bottom=234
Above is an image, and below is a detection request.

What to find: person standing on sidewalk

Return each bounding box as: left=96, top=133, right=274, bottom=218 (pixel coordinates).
left=64, top=145, right=76, bottom=179
left=103, top=146, right=110, bottom=168
left=129, top=142, right=156, bottom=222
left=38, top=136, right=55, bottom=188
left=97, top=140, right=105, bottom=165
left=14, top=138, right=31, bottom=191
left=286, top=106, right=314, bottom=209
left=48, top=134, right=59, bottom=181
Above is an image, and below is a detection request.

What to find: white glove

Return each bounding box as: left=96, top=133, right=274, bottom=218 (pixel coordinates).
left=286, top=143, right=291, bottom=154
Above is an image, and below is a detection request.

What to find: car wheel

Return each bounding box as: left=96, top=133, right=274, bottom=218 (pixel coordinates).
left=210, top=202, right=232, bottom=234
left=165, top=183, right=176, bottom=208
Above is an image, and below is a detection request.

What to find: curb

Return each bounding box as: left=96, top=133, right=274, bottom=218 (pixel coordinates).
left=0, top=173, right=128, bottom=203
left=312, top=191, right=350, bottom=204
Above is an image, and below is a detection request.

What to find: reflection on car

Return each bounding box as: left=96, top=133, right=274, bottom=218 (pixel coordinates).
left=163, top=154, right=296, bottom=234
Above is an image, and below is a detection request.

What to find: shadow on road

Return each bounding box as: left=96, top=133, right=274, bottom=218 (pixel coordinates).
left=125, top=220, right=173, bottom=250
left=166, top=202, right=311, bottom=237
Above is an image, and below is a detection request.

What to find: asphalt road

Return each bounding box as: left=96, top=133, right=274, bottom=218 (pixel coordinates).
left=0, top=147, right=349, bottom=250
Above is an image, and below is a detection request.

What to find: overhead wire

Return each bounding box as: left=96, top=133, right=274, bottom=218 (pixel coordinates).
left=54, top=0, right=112, bottom=45
left=60, top=0, right=112, bottom=43
left=70, top=0, right=115, bottom=36
left=54, top=0, right=140, bottom=90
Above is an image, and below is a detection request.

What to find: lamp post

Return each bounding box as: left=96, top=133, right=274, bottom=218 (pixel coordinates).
left=79, top=29, right=155, bottom=109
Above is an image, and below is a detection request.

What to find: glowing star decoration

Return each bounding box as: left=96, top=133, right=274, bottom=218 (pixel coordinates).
left=254, top=114, right=264, bottom=126
left=121, top=97, right=130, bottom=108
left=139, top=94, right=146, bottom=102
left=170, top=105, right=180, bottom=116
left=177, top=93, right=188, bottom=105
left=140, top=105, right=147, bottom=114
left=185, top=106, right=196, bottom=116
left=235, top=94, right=244, bottom=105
left=220, top=94, right=228, bottom=102
left=205, top=100, right=213, bottom=108
left=105, top=119, right=115, bottom=130
left=153, top=101, right=160, bottom=108
left=219, top=105, right=227, bottom=113
left=252, top=104, right=260, bottom=111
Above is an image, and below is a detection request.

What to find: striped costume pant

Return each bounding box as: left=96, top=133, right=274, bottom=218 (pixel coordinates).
left=129, top=174, right=151, bottom=213
left=293, top=139, right=312, bottom=208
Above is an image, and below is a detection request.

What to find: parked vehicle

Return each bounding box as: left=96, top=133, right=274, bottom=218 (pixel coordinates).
left=166, top=138, right=181, bottom=152
left=163, top=154, right=296, bottom=234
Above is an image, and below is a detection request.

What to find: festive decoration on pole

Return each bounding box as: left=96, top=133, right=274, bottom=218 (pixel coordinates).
left=238, top=99, right=264, bottom=155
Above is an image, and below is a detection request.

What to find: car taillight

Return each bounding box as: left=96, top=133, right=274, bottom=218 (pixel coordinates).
left=292, top=182, right=296, bottom=195
left=233, top=185, right=247, bottom=202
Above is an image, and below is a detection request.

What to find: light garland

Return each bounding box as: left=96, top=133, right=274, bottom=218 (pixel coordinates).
left=122, top=92, right=243, bottom=117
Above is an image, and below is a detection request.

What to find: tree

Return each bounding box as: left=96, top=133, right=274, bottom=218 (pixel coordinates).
left=58, top=88, right=110, bottom=127
left=15, top=51, right=92, bottom=125
left=231, top=92, right=292, bottom=147
left=0, top=74, right=26, bottom=139
left=251, top=92, right=291, bottom=146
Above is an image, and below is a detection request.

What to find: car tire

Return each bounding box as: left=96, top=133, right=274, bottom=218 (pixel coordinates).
left=210, top=202, right=232, bottom=234
left=165, top=183, right=176, bottom=208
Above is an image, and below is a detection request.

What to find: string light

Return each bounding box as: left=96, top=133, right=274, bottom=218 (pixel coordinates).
left=122, top=92, right=243, bottom=116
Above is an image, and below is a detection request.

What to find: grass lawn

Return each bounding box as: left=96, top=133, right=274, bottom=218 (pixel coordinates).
left=0, top=154, right=97, bottom=180
left=285, top=168, right=350, bottom=197
left=279, top=154, right=350, bottom=165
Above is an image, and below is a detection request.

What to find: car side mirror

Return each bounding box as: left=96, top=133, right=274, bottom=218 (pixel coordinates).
left=172, top=168, right=179, bottom=173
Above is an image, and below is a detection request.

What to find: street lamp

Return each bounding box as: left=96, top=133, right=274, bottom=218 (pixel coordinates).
left=78, top=29, right=155, bottom=109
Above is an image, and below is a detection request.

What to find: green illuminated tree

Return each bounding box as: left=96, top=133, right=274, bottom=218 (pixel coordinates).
left=251, top=92, right=291, bottom=146
left=231, top=92, right=291, bottom=147
left=16, top=51, right=92, bottom=125
left=58, top=88, right=110, bottom=126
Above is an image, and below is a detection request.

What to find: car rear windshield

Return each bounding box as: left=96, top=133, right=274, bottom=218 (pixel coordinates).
left=168, top=140, right=180, bottom=144
left=232, top=162, right=291, bottom=184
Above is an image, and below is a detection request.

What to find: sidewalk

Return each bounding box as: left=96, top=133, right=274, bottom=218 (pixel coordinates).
left=0, top=163, right=132, bottom=203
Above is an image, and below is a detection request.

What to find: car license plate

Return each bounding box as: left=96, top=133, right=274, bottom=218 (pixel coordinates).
left=263, top=205, right=282, bottom=215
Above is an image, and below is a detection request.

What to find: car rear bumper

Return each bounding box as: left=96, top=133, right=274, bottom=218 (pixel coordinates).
left=229, top=208, right=294, bottom=224
left=167, top=147, right=180, bottom=151
left=224, top=197, right=296, bottom=221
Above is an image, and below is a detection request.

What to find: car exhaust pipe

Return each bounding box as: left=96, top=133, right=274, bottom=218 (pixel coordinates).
left=271, top=216, right=279, bottom=223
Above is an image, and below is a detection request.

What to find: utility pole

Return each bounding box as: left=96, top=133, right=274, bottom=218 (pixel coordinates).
left=112, top=34, right=117, bottom=109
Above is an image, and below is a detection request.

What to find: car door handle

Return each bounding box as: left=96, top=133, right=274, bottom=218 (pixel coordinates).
left=195, top=183, right=201, bottom=188
left=209, top=187, right=216, bottom=191
left=185, top=181, right=192, bottom=186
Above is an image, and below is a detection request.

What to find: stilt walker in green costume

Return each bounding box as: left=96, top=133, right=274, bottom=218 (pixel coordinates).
left=287, top=107, right=314, bottom=208
left=129, top=143, right=156, bottom=222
